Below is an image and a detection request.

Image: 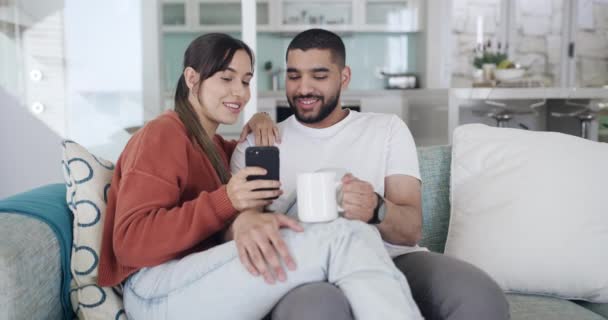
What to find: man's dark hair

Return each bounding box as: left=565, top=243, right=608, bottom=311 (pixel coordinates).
left=286, top=29, right=346, bottom=68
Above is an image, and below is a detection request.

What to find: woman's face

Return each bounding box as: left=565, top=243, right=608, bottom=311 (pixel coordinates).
left=193, top=49, right=253, bottom=126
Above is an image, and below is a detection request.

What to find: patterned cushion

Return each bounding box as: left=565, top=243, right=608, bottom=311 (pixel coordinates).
left=62, top=140, right=125, bottom=319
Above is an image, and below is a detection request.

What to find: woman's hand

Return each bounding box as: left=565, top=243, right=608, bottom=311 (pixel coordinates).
left=227, top=167, right=282, bottom=211
left=239, top=112, right=281, bottom=146
left=231, top=210, right=303, bottom=284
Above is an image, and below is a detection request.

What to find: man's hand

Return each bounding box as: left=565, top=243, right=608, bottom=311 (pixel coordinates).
left=341, top=173, right=377, bottom=223
left=230, top=210, right=303, bottom=284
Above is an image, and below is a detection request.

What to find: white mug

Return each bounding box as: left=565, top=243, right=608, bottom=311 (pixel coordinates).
left=297, top=171, right=344, bottom=223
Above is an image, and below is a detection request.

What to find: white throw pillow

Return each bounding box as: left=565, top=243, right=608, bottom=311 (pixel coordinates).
left=62, top=140, right=125, bottom=319
left=445, top=124, right=608, bottom=302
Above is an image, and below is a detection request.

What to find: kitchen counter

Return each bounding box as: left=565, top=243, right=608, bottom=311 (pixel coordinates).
left=255, top=89, right=452, bottom=146
left=451, top=87, right=608, bottom=100
left=258, top=88, right=449, bottom=118
left=259, top=89, right=447, bottom=98
left=213, top=89, right=450, bottom=141
left=170, top=87, right=608, bottom=145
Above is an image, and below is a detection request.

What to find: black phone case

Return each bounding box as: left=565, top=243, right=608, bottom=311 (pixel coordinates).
left=245, top=146, right=280, bottom=199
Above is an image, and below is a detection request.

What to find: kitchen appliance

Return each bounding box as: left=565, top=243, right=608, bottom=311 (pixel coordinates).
left=380, top=72, right=418, bottom=89
left=264, top=61, right=282, bottom=91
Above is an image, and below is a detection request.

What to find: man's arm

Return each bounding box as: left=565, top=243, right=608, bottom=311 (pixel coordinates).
left=340, top=173, right=421, bottom=246
left=341, top=115, right=421, bottom=246
left=376, top=174, right=422, bottom=246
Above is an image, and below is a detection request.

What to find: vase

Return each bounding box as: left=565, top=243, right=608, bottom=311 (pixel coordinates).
left=482, top=63, right=496, bottom=81
left=472, top=69, right=484, bottom=83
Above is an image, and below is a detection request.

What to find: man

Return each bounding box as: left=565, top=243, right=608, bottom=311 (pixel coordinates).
left=231, top=29, right=509, bottom=320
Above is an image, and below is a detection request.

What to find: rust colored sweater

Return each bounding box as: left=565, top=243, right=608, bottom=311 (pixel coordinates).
left=98, top=111, right=238, bottom=287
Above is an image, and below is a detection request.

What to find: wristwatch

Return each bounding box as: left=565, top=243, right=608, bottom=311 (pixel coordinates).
left=369, top=192, right=387, bottom=224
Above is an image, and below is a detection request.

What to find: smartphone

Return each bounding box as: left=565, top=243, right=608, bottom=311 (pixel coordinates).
left=245, top=146, right=280, bottom=200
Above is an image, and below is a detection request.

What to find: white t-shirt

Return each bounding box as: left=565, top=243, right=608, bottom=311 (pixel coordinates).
left=230, top=110, right=427, bottom=257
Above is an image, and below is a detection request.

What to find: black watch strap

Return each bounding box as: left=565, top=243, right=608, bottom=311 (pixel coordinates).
left=369, top=192, right=384, bottom=224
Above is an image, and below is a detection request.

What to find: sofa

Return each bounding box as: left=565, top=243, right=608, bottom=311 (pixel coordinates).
left=1, top=145, right=607, bottom=319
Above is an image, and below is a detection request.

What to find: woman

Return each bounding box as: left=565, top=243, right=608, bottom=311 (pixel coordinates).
left=99, top=33, right=421, bottom=319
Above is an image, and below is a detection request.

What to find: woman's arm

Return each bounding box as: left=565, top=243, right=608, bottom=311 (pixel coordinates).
left=238, top=112, right=281, bottom=146
left=112, top=169, right=237, bottom=268
left=110, top=118, right=238, bottom=268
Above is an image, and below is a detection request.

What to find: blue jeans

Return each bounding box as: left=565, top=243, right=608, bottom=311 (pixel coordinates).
left=123, top=218, right=422, bottom=320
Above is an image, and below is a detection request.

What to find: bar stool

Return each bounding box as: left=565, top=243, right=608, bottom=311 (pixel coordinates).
left=550, top=100, right=597, bottom=139
left=472, top=82, right=546, bottom=128
left=481, top=99, right=545, bottom=128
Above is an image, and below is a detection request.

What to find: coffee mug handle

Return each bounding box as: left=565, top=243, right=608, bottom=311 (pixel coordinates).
left=335, top=181, right=344, bottom=212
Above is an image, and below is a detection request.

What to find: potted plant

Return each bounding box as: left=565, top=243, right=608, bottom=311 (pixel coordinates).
left=472, top=40, right=508, bottom=82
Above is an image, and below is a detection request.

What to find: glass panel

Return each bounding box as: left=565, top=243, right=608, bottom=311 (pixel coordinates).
left=199, top=3, right=241, bottom=25
left=2, top=0, right=146, bottom=162
left=574, top=1, right=608, bottom=87
left=511, top=0, right=564, bottom=87
left=450, top=0, right=503, bottom=87
left=162, top=3, right=186, bottom=26
left=366, top=2, right=409, bottom=25
left=257, top=2, right=269, bottom=25
left=282, top=2, right=352, bottom=25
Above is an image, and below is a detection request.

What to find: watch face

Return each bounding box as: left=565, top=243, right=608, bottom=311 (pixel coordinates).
left=373, top=193, right=386, bottom=224
left=378, top=202, right=387, bottom=222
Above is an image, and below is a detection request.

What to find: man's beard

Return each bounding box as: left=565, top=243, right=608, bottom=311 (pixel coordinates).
left=287, top=89, right=341, bottom=124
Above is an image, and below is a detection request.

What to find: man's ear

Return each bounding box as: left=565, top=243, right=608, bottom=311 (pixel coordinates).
left=340, top=66, right=351, bottom=90
left=183, top=67, right=200, bottom=91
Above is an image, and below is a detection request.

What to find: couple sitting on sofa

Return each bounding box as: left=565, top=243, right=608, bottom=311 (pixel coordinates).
left=99, top=28, right=508, bottom=319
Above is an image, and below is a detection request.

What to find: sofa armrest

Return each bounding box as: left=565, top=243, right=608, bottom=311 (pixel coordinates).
left=0, top=213, right=63, bottom=320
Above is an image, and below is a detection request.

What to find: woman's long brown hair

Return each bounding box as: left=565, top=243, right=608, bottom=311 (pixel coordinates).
left=174, top=33, right=254, bottom=184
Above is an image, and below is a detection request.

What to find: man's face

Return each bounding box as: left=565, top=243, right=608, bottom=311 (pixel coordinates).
left=285, top=49, right=349, bottom=125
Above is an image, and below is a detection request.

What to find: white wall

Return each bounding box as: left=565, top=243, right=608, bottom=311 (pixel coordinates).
left=424, top=0, right=452, bottom=88
left=0, top=88, right=64, bottom=199
left=63, top=0, right=143, bottom=162
left=142, top=0, right=163, bottom=121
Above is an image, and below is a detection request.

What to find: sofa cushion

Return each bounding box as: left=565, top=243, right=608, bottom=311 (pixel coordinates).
left=417, top=145, right=451, bottom=253
left=446, top=124, right=608, bottom=302
left=508, top=294, right=606, bottom=320
left=0, top=213, right=63, bottom=320
left=575, top=301, right=608, bottom=319
left=62, top=140, right=125, bottom=319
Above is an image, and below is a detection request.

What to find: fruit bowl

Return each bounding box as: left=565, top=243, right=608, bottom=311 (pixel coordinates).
left=495, top=68, right=526, bottom=81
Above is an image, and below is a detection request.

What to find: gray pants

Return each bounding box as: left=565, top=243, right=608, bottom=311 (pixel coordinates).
left=270, top=252, right=510, bottom=320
